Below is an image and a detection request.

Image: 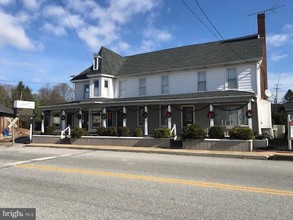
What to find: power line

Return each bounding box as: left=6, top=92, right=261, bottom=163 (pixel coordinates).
left=247, top=5, right=286, bottom=16
left=0, top=80, right=71, bottom=85
left=180, top=0, right=220, bottom=40
left=193, top=0, right=224, bottom=40
left=58, top=0, right=92, bottom=62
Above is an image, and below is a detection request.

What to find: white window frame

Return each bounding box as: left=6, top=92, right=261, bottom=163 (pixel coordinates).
left=226, top=67, right=238, bottom=89
left=139, top=78, right=146, bottom=96
left=94, top=80, right=99, bottom=97
left=119, top=80, right=126, bottom=98
left=161, top=75, right=169, bottom=95
left=197, top=71, right=206, bottom=92
left=104, top=80, right=109, bottom=88
left=84, top=84, right=89, bottom=99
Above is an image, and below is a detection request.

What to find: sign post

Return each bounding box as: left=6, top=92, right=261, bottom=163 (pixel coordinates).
left=288, top=115, right=293, bottom=151
left=14, top=100, right=35, bottom=143
left=8, top=117, right=18, bottom=146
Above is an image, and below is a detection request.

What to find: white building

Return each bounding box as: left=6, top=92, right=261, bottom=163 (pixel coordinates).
left=40, top=13, right=271, bottom=136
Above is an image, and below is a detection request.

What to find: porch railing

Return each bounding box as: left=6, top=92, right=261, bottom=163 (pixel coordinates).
left=170, top=124, right=177, bottom=140
left=61, top=126, right=71, bottom=139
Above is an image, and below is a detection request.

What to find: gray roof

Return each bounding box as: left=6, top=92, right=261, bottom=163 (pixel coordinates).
left=0, top=105, right=14, bottom=116
left=71, top=34, right=262, bottom=81
left=40, top=90, right=256, bottom=110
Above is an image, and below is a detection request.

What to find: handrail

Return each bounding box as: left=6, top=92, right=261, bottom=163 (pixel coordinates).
left=61, top=126, right=71, bottom=139
left=170, top=124, right=177, bottom=140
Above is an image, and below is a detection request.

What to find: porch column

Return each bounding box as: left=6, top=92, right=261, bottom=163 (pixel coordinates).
left=167, top=105, right=172, bottom=129
left=288, top=114, right=292, bottom=151
left=248, top=102, right=253, bottom=130
left=41, top=112, right=45, bottom=133
left=209, top=104, right=214, bottom=127
left=123, top=107, right=127, bottom=127
left=144, top=105, right=148, bottom=136
left=102, top=108, right=107, bottom=127
left=78, top=109, right=82, bottom=128
left=61, top=110, right=66, bottom=130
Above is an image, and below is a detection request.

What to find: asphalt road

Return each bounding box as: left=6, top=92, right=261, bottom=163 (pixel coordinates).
left=0, top=144, right=293, bottom=220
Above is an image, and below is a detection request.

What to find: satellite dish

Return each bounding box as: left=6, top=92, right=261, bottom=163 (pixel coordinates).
left=265, top=90, right=272, bottom=97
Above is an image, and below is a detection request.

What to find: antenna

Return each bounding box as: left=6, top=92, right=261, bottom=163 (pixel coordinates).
left=247, top=5, right=286, bottom=16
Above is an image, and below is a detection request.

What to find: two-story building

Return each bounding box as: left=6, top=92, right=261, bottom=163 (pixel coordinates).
left=40, top=13, right=272, bottom=136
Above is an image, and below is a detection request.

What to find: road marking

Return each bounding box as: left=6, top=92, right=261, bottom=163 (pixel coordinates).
left=2, top=151, right=91, bottom=168
left=16, top=163, right=293, bottom=197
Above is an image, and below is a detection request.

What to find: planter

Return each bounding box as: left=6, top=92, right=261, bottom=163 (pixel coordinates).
left=253, top=139, right=268, bottom=149
left=183, top=139, right=253, bottom=152
left=32, top=135, right=171, bottom=148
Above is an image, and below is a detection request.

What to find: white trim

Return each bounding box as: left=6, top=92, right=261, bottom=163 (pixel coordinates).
left=226, top=66, right=238, bottom=90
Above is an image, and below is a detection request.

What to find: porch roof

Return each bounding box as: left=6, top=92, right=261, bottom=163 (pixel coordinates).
left=40, top=90, right=256, bottom=111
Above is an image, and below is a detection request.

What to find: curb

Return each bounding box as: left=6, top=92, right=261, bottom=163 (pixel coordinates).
left=26, top=144, right=274, bottom=161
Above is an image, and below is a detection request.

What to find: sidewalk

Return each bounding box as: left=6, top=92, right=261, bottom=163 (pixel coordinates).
left=26, top=143, right=293, bottom=161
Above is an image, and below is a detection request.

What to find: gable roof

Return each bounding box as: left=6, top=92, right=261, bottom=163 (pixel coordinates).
left=71, top=34, right=262, bottom=81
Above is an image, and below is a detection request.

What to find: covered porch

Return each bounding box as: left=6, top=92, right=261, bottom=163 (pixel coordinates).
left=40, top=91, right=258, bottom=136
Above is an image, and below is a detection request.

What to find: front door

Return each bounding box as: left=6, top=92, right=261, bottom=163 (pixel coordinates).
left=82, top=111, right=89, bottom=130
left=182, top=106, right=194, bottom=127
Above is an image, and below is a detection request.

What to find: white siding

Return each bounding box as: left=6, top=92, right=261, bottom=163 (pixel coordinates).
left=74, top=81, right=89, bottom=101
left=77, top=62, right=259, bottom=100
left=238, top=64, right=257, bottom=93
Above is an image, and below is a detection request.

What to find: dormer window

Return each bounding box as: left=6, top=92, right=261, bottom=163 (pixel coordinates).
left=93, top=55, right=101, bottom=70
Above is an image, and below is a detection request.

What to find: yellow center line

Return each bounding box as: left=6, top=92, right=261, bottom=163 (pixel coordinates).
left=16, top=163, right=293, bottom=197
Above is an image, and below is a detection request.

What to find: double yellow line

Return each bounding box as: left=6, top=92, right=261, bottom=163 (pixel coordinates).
left=16, top=163, right=293, bottom=197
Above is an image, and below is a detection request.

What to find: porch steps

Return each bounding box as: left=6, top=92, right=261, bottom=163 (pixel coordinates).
left=59, top=137, right=71, bottom=144
left=170, top=140, right=183, bottom=149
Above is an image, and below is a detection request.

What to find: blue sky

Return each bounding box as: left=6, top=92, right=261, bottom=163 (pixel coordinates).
left=0, top=0, right=292, bottom=102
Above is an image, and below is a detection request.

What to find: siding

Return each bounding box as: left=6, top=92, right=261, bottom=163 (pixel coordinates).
left=81, top=62, right=258, bottom=100
left=75, top=81, right=89, bottom=101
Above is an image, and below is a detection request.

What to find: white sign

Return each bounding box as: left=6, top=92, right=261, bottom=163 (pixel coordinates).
left=8, top=117, right=18, bottom=129
left=14, top=100, right=35, bottom=109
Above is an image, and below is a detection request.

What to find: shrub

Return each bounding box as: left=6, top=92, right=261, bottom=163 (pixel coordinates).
left=97, top=127, right=107, bottom=136
left=208, top=126, right=224, bottom=139
left=71, top=127, right=89, bottom=138
left=229, top=127, right=254, bottom=140
left=106, top=127, right=117, bottom=136
left=153, top=128, right=171, bottom=138
left=117, top=127, right=129, bottom=136
left=181, top=123, right=206, bottom=140
left=134, top=128, right=143, bottom=137
left=45, top=125, right=55, bottom=135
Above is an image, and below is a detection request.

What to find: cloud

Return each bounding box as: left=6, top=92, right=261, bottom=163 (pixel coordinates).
left=0, top=10, right=42, bottom=50
left=21, top=0, right=40, bottom=10
left=267, top=34, right=289, bottom=47
left=270, top=53, right=287, bottom=62
left=0, top=0, right=13, bottom=5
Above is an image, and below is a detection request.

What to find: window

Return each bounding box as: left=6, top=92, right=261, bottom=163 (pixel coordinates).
left=93, top=56, right=101, bottom=70
left=160, top=105, right=168, bottom=127
left=197, top=71, right=206, bottom=91
left=94, top=80, right=99, bottom=96
left=84, top=84, right=89, bottom=99
left=104, top=80, right=109, bottom=88
left=139, top=78, right=146, bottom=96
left=214, top=105, right=248, bottom=126
left=119, top=80, right=126, bottom=98
left=91, top=112, right=101, bottom=128
left=53, top=114, right=61, bottom=129
left=138, top=106, right=145, bottom=127
left=227, top=67, right=237, bottom=89
left=161, top=75, right=169, bottom=95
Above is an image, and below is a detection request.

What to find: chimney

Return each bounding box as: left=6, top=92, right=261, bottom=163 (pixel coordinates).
left=257, top=13, right=266, bottom=38
left=257, top=13, right=268, bottom=99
